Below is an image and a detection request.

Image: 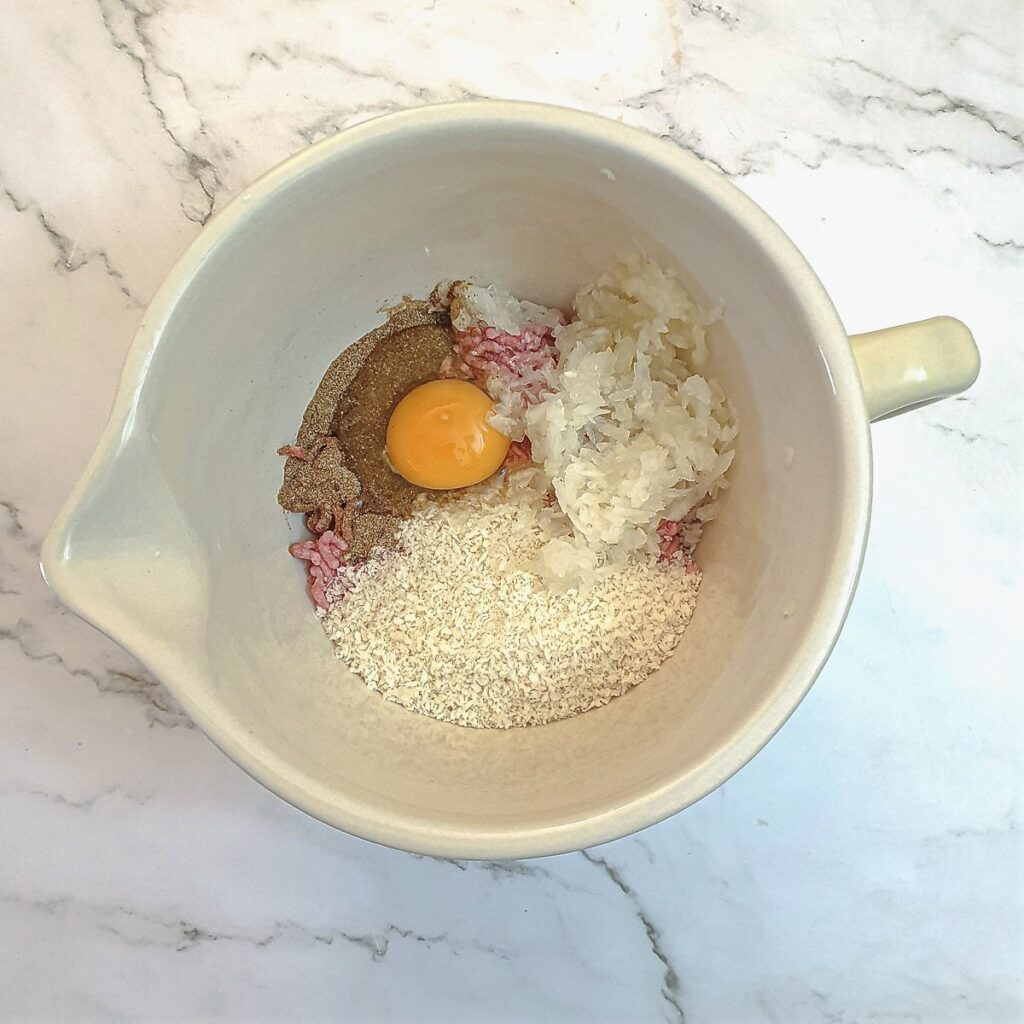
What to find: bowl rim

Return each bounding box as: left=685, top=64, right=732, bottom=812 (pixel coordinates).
left=42, top=100, right=871, bottom=859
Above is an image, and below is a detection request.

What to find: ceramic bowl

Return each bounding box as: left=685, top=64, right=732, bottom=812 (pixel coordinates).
left=43, top=102, right=979, bottom=858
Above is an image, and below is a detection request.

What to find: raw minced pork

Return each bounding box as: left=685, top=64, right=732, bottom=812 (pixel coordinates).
left=435, top=280, right=564, bottom=442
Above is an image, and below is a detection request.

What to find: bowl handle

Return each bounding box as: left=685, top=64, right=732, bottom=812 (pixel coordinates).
left=850, top=316, right=980, bottom=422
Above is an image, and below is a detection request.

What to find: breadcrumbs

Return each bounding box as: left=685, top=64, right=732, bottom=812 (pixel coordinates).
left=322, top=500, right=700, bottom=728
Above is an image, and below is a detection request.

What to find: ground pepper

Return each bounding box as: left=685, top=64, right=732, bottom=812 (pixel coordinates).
left=278, top=301, right=454, bottom=557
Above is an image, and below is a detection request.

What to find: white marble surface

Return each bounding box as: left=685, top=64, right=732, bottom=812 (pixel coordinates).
left=1, top=1, right=1022, bottom=1020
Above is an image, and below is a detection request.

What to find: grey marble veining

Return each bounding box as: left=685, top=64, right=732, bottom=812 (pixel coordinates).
left=1, top=1, right=1021, bottom=1020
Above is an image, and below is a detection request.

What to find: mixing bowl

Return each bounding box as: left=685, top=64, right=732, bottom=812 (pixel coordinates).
left=42, top=102, right=979, bottom=858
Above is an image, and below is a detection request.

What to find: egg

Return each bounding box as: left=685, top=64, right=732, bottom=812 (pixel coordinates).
left=385, top=379, right=511, bottom=490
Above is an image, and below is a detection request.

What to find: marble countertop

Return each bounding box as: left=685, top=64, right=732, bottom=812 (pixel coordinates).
left=2, top=2, right=1021, bottom=1021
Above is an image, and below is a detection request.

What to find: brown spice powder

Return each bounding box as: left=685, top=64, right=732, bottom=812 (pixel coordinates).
left=278, top=302, right=453, bottom=557
left=334, top=323, right=454, bottom=518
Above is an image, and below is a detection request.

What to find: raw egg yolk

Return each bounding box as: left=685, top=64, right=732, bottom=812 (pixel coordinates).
left=386, top=379, right=511, bottom=490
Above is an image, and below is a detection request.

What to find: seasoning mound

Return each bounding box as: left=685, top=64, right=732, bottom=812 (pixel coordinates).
left=277, top=301, right=451, bottom=557
left=324, top=497, right=700, bottom=728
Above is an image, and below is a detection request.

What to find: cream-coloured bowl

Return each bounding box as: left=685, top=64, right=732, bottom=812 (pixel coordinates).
left=42, top=102, right=979, bottom=859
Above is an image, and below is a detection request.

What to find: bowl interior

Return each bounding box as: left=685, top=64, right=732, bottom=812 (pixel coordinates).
left=48, top=108, right=861, bottom=856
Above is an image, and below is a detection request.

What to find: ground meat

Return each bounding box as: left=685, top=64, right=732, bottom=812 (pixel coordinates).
left=501, top=437, right=534, bottom=473
left=657, top=517, right=699, bottom=573
left=288, top=530, right=350, bottom=609
left=455, top=323, right=558, bottom=382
